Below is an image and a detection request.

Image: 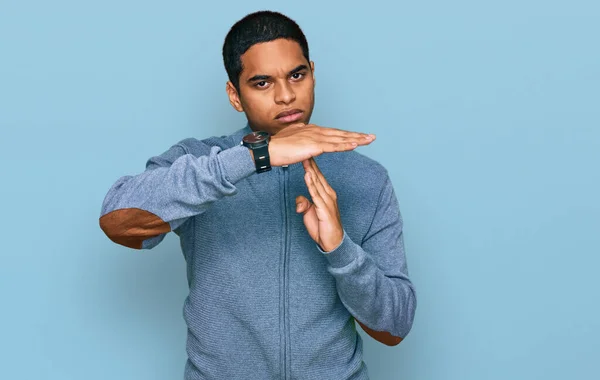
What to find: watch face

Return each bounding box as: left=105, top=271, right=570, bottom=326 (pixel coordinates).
left=243, top=131, right=270, bottom=144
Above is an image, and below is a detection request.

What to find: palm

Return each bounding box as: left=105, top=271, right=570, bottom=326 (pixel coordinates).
left=301, top=201, right=331, bottom=248
left=296, top=158, right=345, bottom=252
left=302, top=203, right=319, bottom=242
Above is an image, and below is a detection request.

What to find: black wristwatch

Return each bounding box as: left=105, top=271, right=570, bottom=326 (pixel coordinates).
left=242, top=131, right=272, bottom=173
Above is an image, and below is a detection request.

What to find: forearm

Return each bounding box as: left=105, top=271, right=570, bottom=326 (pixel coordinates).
left=319, top=230, right=417, bottom=340
left=99, top=144, right=255, bottom=248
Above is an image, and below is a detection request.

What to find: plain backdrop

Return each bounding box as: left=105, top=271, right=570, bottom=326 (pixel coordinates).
left=1, top=1, right=598, bottom=379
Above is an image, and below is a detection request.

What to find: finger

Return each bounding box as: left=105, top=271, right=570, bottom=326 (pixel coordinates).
left=308, top=158, right=335, bottom=197
left=320, top=137, right=376, bottom=154
left=310, top=166, right=334, bottom=205
left=301, top=201, right=314, bottom=215
left=305, top=172, right=328, bottom=210
left=302, top=159, right=310, bottom=171
left=316, top=125, right=376, bottom=140
left=295, top=195, right=305, bottom=211
left=322, top=141, right=359, bottom=153
left=316, top=134, right=374, bottom=145
left=321, top=134, right=375, bottom=147
left=306, top=167, right=332, bottom=209
left=295, top=195, right=312, bottom=213
left=308, top=157, right=322, bottom=176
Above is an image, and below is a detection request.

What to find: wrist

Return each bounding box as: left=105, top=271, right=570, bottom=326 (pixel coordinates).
left=267, top=140, right=279, bottom=167
left=242, top=131, right=272, bottom=173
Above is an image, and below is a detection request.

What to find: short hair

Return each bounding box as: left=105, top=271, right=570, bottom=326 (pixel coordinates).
left=222, top=10, right=310, bottom=92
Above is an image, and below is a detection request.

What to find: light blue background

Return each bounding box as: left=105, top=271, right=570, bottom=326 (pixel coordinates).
left=1, top=1, right=598, bottom=379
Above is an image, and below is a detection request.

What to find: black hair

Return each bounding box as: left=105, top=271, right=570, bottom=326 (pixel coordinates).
left=222, top=10, right=310, bottom=92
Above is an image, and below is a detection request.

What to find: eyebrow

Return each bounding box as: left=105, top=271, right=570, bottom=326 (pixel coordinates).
left=247, top=64, right=309, bottom=83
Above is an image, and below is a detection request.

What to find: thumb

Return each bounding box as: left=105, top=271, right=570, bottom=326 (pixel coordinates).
left=295, top=195, right=312, bottom=213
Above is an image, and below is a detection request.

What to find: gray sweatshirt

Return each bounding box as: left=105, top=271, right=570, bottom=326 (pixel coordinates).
left=99, top=123, right=417, bottom=380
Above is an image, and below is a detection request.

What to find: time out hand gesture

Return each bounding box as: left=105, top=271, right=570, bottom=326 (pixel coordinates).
left=295, top=158, right=344, bottom=252
left=269, top=123, right=375, bottom=167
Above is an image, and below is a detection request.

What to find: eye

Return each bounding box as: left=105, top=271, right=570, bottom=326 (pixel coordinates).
left=255, top=81, right=268, bottom=88
left=291, top=73, right=304, bottom=80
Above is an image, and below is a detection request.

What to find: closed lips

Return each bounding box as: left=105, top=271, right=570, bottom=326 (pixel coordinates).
left=276, top=109, right=302, bottom=119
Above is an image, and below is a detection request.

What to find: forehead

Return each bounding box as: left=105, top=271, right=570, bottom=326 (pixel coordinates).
left=240, top=39, right=307, bottom=78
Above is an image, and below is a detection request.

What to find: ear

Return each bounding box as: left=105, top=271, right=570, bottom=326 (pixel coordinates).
left=310, top=61, right=316, bottom=86
left=226, top=81, right=244, bottom=112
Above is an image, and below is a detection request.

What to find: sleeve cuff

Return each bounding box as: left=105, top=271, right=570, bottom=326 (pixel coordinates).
left=317, top=229, right=362, bottom=269
left=218, top=145, right=257, bottom=184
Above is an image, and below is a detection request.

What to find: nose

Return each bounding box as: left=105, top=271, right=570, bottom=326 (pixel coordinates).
left=274, top=80, right=296, bottom=105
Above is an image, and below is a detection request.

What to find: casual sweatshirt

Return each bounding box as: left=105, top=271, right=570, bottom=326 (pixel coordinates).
left=99, top=123, right=417, bottom=380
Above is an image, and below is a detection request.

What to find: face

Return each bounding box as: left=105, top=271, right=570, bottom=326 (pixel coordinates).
left=226, top=38, right=316, bottom=135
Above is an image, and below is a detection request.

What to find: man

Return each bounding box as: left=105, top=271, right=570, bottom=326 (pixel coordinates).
left=99, top=10, right=416, bottom=380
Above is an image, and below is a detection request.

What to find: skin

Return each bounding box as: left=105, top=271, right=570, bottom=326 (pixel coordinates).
left=225, top=38, right=402, bottom=346
left=299, top=157, right=403, bottom=346
left=226, top=38, right=315, bottom=135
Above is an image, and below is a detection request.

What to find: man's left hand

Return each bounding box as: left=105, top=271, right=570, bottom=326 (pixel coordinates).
left=296, top=158, right=344, bottom=252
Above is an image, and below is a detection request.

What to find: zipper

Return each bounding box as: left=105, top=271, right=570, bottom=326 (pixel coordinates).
left=282, top=164, right=290, bottom=380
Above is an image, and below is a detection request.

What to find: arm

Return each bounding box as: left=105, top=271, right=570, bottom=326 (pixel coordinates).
left=100, top=124, right=376, bottom=250
left=317, top=175, right=417, bottom=345
left=355, top=318, right=403, bottom=346
left=99, top=141, right=256, bottom=249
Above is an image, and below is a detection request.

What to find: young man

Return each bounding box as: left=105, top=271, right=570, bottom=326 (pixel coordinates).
left=99, top=10, right=416, bottom=380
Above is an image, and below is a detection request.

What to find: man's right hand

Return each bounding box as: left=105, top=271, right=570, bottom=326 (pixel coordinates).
left=265, top=123, right=376, bottom=167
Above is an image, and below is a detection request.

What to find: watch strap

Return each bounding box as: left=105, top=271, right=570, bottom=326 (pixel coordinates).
left=251, top=144, right=271, bottom=173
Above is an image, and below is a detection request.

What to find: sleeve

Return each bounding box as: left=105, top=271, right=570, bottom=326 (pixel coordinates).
left=99, top=141, right=256, bottom=250
left=316, top=174, right=417, bottom=339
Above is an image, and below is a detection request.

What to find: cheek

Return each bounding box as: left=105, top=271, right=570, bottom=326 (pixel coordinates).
left=299, top=80, right=315, bottom=99
left=242, top=92, right=275, bottom=118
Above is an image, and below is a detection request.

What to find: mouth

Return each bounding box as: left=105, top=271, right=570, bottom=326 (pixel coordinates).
left=275, top=109, right=304, bottom=123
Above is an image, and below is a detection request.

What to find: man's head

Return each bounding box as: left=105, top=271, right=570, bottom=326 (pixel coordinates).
left=223, top=11, right=315, bottom=135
